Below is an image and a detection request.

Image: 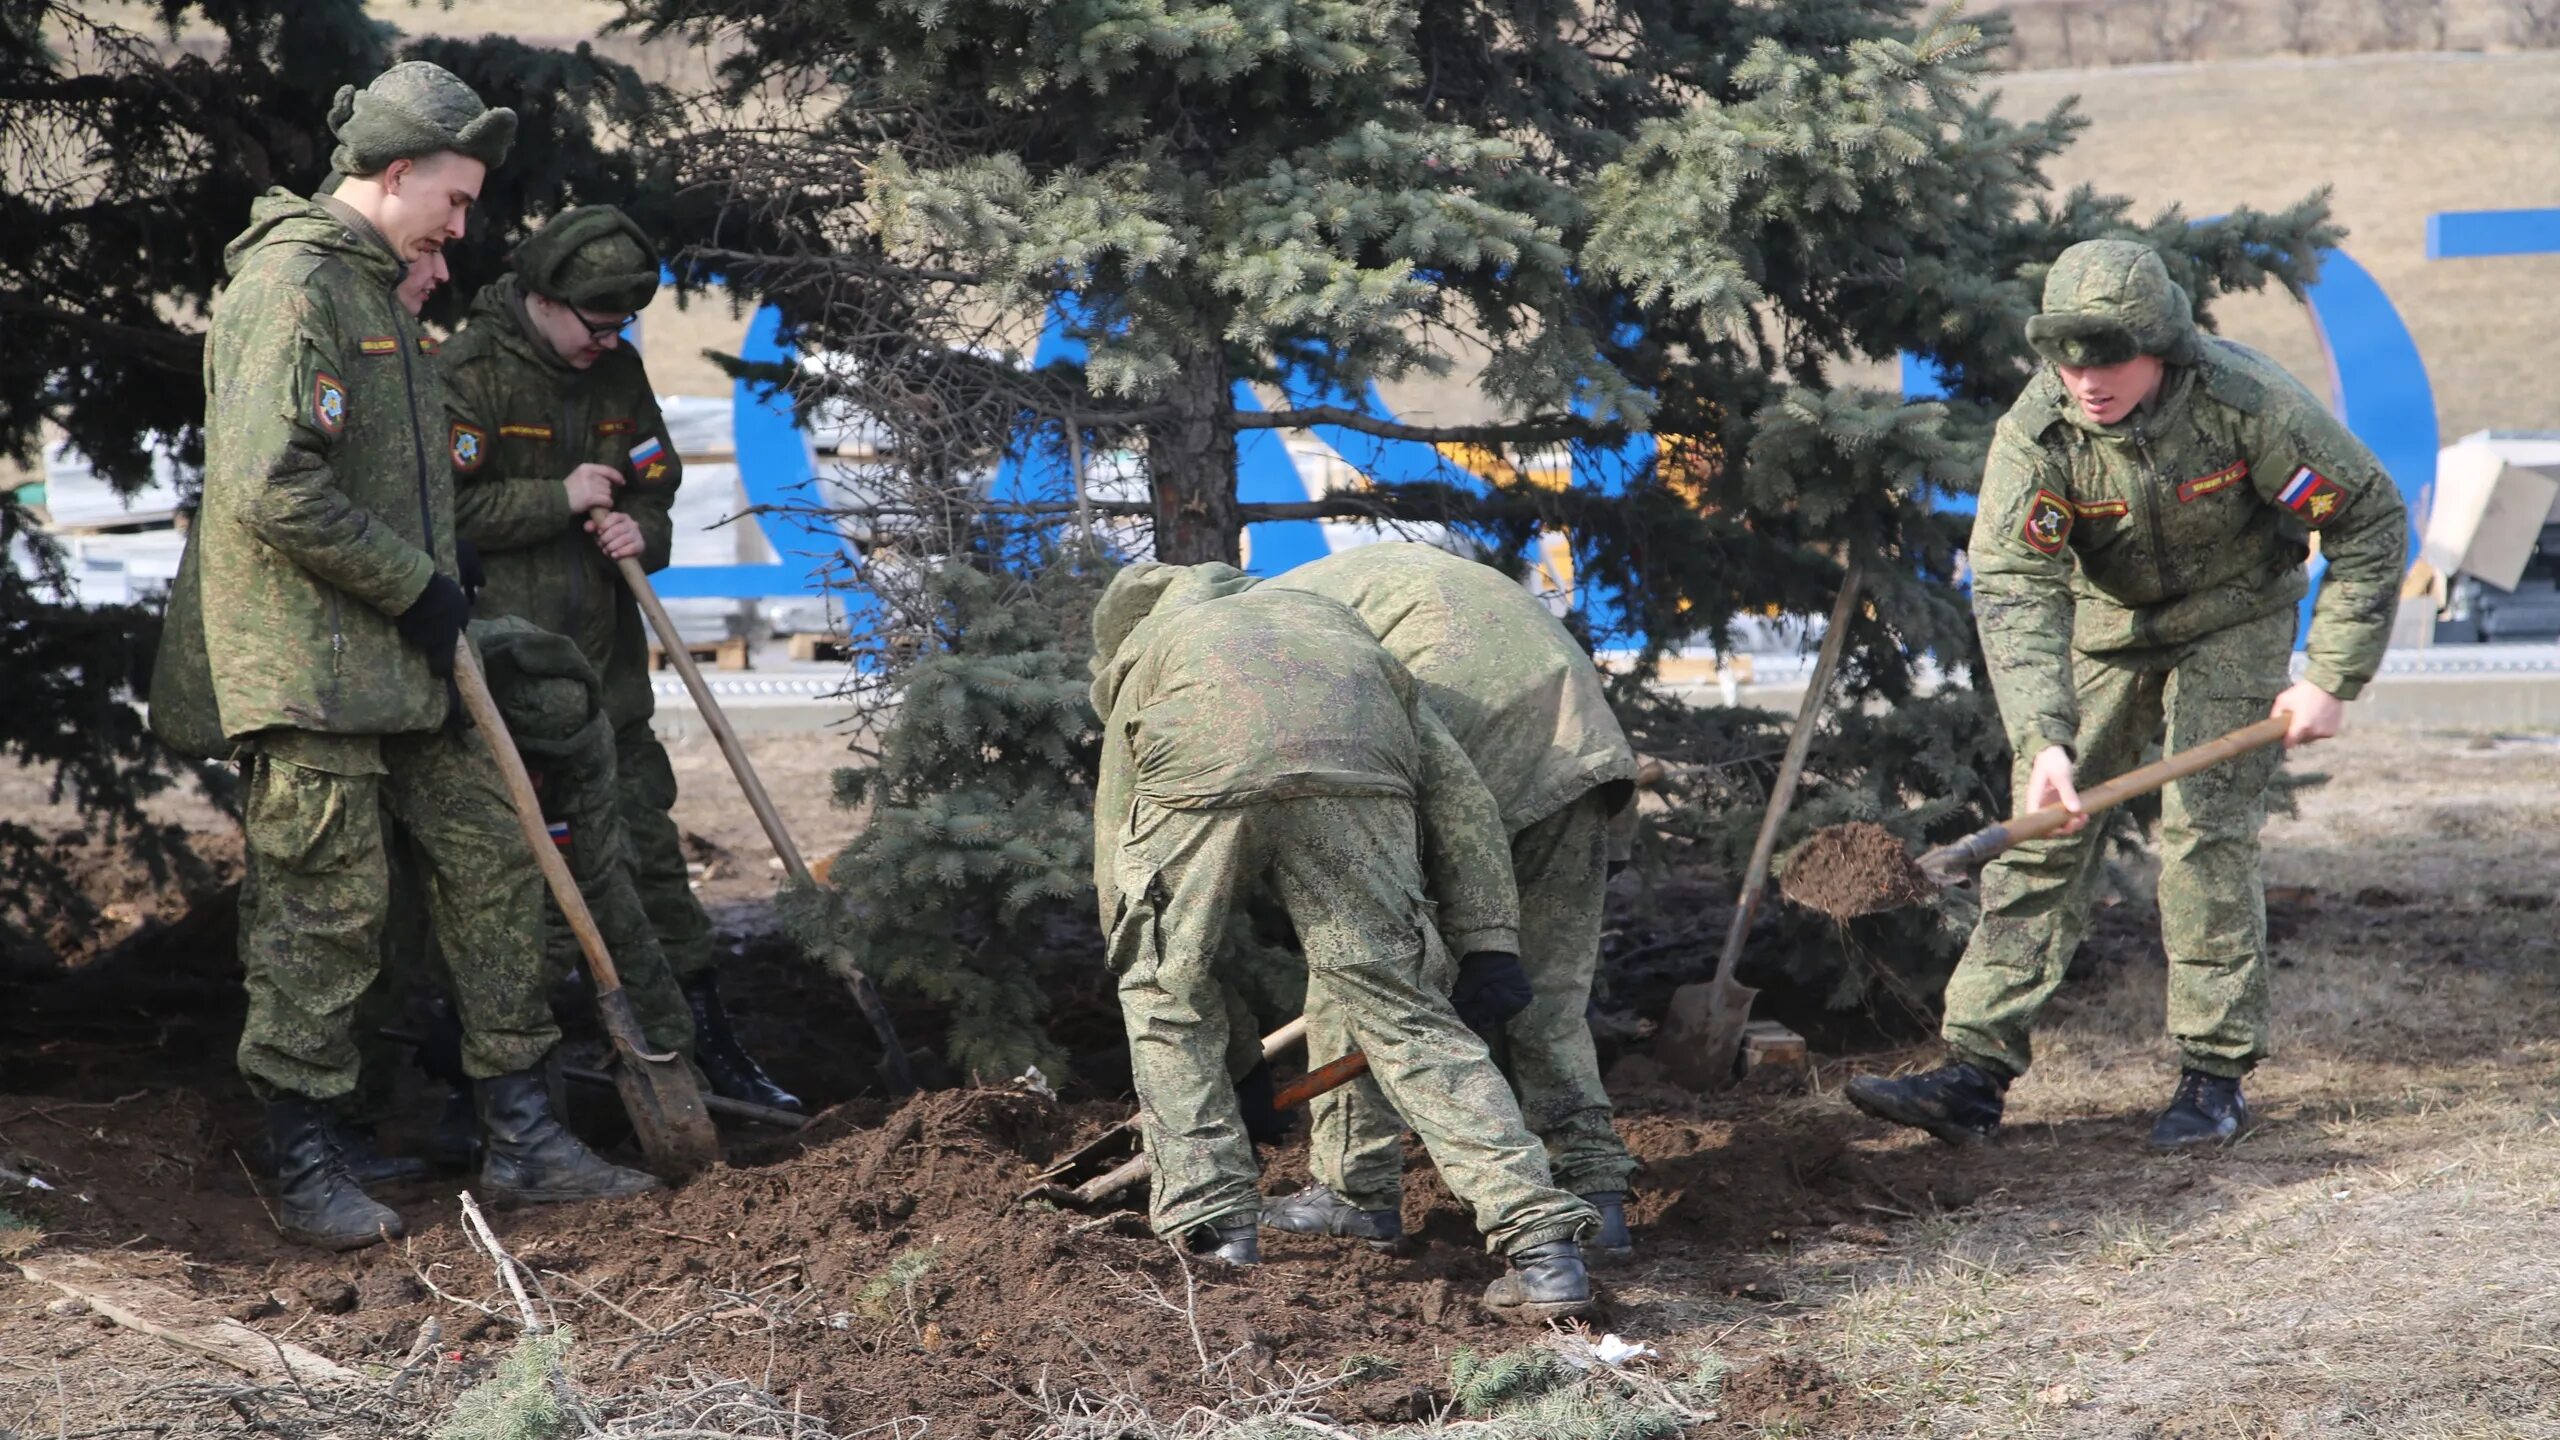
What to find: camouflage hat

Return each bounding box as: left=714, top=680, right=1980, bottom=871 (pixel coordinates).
left=2025, top=239, right=2199, bottom=368
left=327, top=61, right=516, bottom=177
left=515, top=206, right=661, bottom=315
left=1091, top=562, right=1181, bottom=669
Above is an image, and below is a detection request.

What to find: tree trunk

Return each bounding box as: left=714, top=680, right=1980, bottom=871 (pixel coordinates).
left=1146, top=342, right=1243, bottom=564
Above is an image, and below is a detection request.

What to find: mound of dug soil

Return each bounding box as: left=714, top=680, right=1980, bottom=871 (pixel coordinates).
left=1778, top=822, right=1930, bottom=920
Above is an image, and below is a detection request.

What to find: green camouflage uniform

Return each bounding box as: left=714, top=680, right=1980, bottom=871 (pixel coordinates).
left=1949, top=240, right=2407, bottom=1080
left=151, top=182, right=558, bottom=1096
left=1265, top=543, right=1639, bottom=1203
left=440, top=221, right=711, bottom=983
left=1090, top=562, right=1596, bottom=1253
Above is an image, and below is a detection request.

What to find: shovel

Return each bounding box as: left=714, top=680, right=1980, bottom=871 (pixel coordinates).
left=1781, top=716, right=2295, bottom=919
left=1655, top=556, right=1864, bottom=1091
left=1917, top=714, right=2293, bottom=884
left=594, top=509, right=915, bottom=1095
left=1018, top=1018, right=1378, bottom=1209
left=453, top=639, right=721, bottom=1180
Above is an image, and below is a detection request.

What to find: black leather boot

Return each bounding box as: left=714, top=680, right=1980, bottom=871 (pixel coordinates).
left=266, top=1097, right=404, bottom=1251
left=683, top=972, right=803, bottom=1113
left=2150, top=1069, right=2251, bottom=1149
left=1260, top=1182, right=1404, bottom=1252
left=333, top=1118, right=429, bottom=1187
left=1187, top=1217, right=1260, bottom=1266
left=1481, top=1238, right=1594, bottom=1322
left=1582, top=1192, right=1633, bottom=1267
left=476, top=1064, right=661, bottom=1206
left=1844, top=1059, right=2009, bottom=1145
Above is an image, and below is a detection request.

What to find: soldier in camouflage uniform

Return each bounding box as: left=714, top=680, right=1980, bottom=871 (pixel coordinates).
left=1845, top=240, right=2407, bottom=1150
left=1091, top=562, right=1599, bottom=1322
left=150, top=63, right=658, bottom=1250
left=440, top=208, right=797, bottom=1112
left=1248, top=544, right=1643, bottom=1262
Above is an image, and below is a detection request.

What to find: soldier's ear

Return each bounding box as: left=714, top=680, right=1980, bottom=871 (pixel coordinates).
left=381, top=156, right=413, bottom=196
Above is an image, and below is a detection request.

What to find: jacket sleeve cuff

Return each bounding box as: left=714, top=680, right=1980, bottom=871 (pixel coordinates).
left=550, top=480, right=580, bottom=518
left=380, top=552, right=438, bottom=617
left=1443, top=924, right=1519, bottom=959
left=2301, top=663, right=2367, bottom=702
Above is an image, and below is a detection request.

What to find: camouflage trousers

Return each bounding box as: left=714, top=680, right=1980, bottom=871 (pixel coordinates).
left=1309, top=789, right=1636, bottom=1206
left=1944, top=604, right=2296, bottom=1080
left=236, top=726, right=558, bottom=1099
left=616, top=719, right=717, bottom=981
left=1106, top=794, right=1596, bottom=1253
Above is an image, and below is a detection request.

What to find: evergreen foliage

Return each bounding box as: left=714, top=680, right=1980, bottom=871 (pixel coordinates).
left=780, top=550, right=1110, bottom=1082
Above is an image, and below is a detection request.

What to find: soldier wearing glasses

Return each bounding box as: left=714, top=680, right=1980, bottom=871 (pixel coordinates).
left=442, top=206, right=798, bottom=1111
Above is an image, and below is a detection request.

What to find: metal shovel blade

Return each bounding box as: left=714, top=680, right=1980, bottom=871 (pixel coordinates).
left=595, top=986, right=719, bottom=1180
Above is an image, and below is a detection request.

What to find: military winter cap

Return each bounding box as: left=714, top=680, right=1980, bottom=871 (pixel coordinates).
left=515, top=206, right=661, bottom=315
left=2025, top=239, right=2199, bottom=368
left=328, top=61, right=516, bottom=177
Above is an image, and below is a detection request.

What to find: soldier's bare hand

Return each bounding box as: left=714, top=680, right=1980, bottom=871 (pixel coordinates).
left=2024, top=745, right=2087, bottom=833
left=587, top=510, right=644, bottom=560
left=2271, top=681, right=2344, bottom=748
left=563, top=463, right=624, bottom=513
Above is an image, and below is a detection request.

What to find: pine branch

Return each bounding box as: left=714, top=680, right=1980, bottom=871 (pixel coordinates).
left=1229, top=406, right=1621, bottom=447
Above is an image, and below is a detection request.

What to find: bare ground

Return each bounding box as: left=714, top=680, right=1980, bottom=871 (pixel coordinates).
left=0, top=722, right=2555, bottom=1435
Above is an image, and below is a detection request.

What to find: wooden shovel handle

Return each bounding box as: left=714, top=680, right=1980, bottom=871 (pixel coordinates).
left=595, top=510, right=811, bottom=884
left=453, top=639, right=627, bottom=997
left=1919, top=715, right=2292, bottom=881
left=1273, top=1050, right=1370, bottom=1111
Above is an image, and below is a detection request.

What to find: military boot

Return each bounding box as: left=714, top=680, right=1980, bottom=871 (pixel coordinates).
left=1843, top=1059, right=2008, bottom=1145
left=424, top=1084, right=482, bottom=1171
left=683, top=972, right=803, bottom=1113
left=332, top=1119, right=429, bottom=1187
left=266, top=1097, right=405, bottom=1251
left=1260, top=1183, right=1404, bottom=1253
left=1188, top=1217, right=1260, bottom=1266
left=1582, top=1192, right=1633, bottom=1267
left=476, top=1064, right=661, bottom=1206
left=2149, top=1069, right=2250, bottom=1149
left=1481, top=1239, right=1594, bottom=1323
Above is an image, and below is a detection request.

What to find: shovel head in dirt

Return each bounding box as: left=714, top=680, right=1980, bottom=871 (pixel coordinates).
left=455, top=640, right=720, bottom=1181
left=1022, top=1036, right=1365, bottom=1211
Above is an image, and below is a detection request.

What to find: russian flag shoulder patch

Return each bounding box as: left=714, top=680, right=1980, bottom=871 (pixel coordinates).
left=2277, top=465, right=2347, bottom=525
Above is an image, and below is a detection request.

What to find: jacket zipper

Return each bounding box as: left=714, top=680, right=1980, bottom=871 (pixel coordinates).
left=326, top=591, right=346, bottom=717
left=394, top=310, right=438, bottom=559
left=562, top=394, right=583, bottom=634
left=2131, top=423, right=2167, bottom=646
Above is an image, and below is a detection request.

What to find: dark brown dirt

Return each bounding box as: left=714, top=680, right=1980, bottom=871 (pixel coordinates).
left=1777, top=822, right=1931, bottom=921
left=1721, top=1353, right=1888, bottom=1431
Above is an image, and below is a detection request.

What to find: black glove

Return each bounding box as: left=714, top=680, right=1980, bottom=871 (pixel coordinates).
left=455, top=538, right=485, bottom=599
left=394, top=574, right=471, bottom=679
left=1235, top=1060, right=1293, bottom=1148
left=1451, top=951, right=1534, bottom=1035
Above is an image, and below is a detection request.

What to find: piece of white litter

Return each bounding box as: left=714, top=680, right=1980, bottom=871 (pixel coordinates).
left=1013, top=1067, right=1057, bottom=1101
left=1592, top=1334, right=1657, bottom=1367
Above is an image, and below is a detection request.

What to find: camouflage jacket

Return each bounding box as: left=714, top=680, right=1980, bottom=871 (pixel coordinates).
left=1971, top=340, right=2408, bottom=759
left=441, top=276, right=679, bottom=729
left=1265, top=543, right=1636, bottom=836
left=153, top=190, right=457, bottom=754
left=1089, top=564, right=1521, bottom=956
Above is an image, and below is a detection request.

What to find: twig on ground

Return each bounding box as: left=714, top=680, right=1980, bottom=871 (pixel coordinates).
left=227, top=1151, right=279, bottom=1237
left=402, top=1236, right=507, bottom=1324
left=458, top=1190, right=545, bottom=1334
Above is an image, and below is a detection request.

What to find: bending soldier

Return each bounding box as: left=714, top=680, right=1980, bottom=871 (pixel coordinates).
left=1846, top=240, right=2407, bottom=1148
left=1253, top=544, right=1642, bottom=1262
left=1090, top=561, right=1599, bottom=1322
left=441, top=207, right=797, bottom=1111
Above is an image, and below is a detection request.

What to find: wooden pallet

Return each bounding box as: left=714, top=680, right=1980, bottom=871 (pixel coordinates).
left=787, top=632, right=851, bottom=663
left=650, top=634, right=752, bottom=672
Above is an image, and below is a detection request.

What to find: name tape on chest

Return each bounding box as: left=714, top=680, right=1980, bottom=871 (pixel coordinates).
left=2276, top=465, right=2346, bottom=525
left=357, top=336, right=399, bottom=356
left=498, top=423, right=554, bottom=440
left=594, top=418, right=634, bottom=437
left=311, top=373, right=347, bottom=435
left=2177, top=461, right=2248, bottom=503
left=2021, top=488, right=2072, bottom=555
left=630, top=434, right=668, bottom=481
left=2069, top=498, right=2128, bottom=518
left=451, top=423, right=487, bottom=473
